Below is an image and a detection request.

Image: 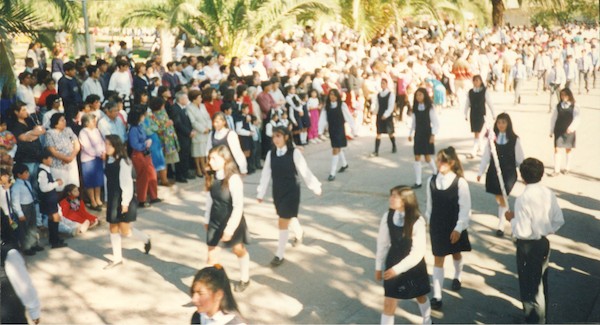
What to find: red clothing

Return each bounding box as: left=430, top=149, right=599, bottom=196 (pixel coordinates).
left=59, top=196, right=98, bottom=224
left=204, top=99, right=223, bottom=118
left=131, top=150, right=158, bottom=202
left=242, top=95, right=253, bottom=115
left=38, top=89, right=57, bottom=107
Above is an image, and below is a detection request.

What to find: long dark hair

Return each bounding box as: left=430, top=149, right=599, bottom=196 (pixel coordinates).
left=271, top=126, right=294, bottom=152
left=389, top=185, right=421, bottom=239
left=105, top=134, right=130, bottom=164
left=412, top=87, right=433, bottom=111
left=325, top=89, right=342, bottom=110
left=191, top=265, right=240, bottom=315
left=494, top=112, right=518, bottom=142
left=204, top=145, right=239, bottom=191
left=436, top=146, right=464, bottom=178
left=559, top=87, right=575, bottom=104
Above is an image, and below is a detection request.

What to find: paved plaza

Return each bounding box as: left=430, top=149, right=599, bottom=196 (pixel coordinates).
left=25, top=79, right=600, bottom=324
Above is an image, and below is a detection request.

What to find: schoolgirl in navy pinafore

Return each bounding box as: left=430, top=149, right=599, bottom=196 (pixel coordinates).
left=270, top=148, right=301, bottom=218
left=429, top=175, right=471, bottom=256
left=485, top=137, right=518, bottom=195
left=413, top=104, right=434, bottom=155
left=105, top=158, right=138, bottom=224
left=207, top=177, right=249, bottom=248
left=553, top=102, right=576, bottom=149
left=467, top=87, right=487, bottom=133
left=383, top=211, right=430, bottom=299
left=326, top=101, right=347, bottom=148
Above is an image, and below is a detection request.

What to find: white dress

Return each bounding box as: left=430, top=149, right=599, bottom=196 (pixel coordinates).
left=187, top=103, right=212, bottom=157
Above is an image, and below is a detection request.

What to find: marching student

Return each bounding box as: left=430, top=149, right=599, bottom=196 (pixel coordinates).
left=408, top=88, right=439, bottom=189
left=375, top=185, right=431, bottom=325
left=204, top=145, right=251, bottom=292
left=206, top=112, right=248, bottom=175
left=103, top=135, right=151, bottom=269
left=257, top=127, right=322, bottom=267
left=190, top=265, right=246, bottom=325
left=505, top=158, right=564, bottom=324
left=549, top=88, right=580, bottom=176
left=318, top=89, right=357, bottom=181
left=370, top=78, right=396, bottom=157
left=477, top=113, right=524, bottom=236
left=426, top=147, right=471, bottom=310
left=234, top=104, right=256, bottom=174
left=464, top=75, right=496, bottom=159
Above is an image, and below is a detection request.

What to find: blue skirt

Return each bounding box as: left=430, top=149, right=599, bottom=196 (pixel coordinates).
left=81, top=158, right=104, bottom=188
left=149, top=133, right=166, bottom=171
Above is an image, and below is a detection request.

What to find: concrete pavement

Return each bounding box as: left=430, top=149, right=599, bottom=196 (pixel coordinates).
left=24, top=78, right=600, bottom=324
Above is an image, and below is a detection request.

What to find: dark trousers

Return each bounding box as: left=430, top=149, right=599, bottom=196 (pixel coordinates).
left=17, top=203, right=38, bottom=250
left=175, top=137, right=191, bottom=180
left=251, top=140, right=262, bottom=170
left=396, top=93, right=411, bottom=120
left=516, top=237, right=550, bottom=324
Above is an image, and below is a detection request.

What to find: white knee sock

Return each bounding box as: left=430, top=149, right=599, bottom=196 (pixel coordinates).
left=238, top=253, right=250, bottom=282
left=131, top=227, right=150, bottom=244
left=428, top=159, right=437, bottom=174
left=300, top=132, right=308, bottom=144
left=380, top=314, right=394, bottom=325
left=276, top=230, right=289, bottom=259
left=472, top=138, right=479, bottom=155
left=414, top=161, right=423, bottom=185
left=339, top=150, right=348, bottom=167
left=110, top=233, right=122, bottom=262
left=554, top=153, right=561, bottom=173
left=453, top=259, right=464, bottom=281
left=498, top=205, right=508, bottom=230
left=418, top=299, right=432, bottom=324
left=330, top=155, right=339, bottom=176
left=432, top=267, right=444, bottom=300
left=289, top=217, right=303, bottom=238
left=565, top=151, right=572, bottom=171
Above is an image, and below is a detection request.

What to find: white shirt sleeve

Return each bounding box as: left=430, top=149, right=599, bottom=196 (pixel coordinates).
left=409, top=114, right=416, bottom=137
left=223, top=174, right=244, bottom=236
left=341, top=103, right=356, bottom=135
left=204, top=192, right=212, bottom=225
left=454, top=177, right=471, bottom=233
left=293, top=149, right=322, bottom=195
left=478, top=140, right=492, bottom=176
left=567, top=105, right=581, bottom=132
left=318, top=109, right=328, bottom=135
left=382, top=92, right=396, bottom=119
left=485, top=90, right=496, bottom=118
left=511, top=196, right=532, bottom=238
left=463, top=93, right=471, bottom=119
left=375, top=213, right=390, bottom=271
left=550, top=106, right=558, bottom=135
left=391, top=217, right=427, bottom=275
left=549, top=191, right=565, bottom=233
left=226, top=131, right=248, bottom=174
left=5, top=250, right=41, bottom=320
left=430, top=109, right=440, bottom=135
left=425, top=176, right=433, bottom=223
left=515, top=137, right=524, bottom=166
left=370, top=95, right=379, bottom=114
left=265, top=123, right=274, bottom=137
left=256, top=152, right=272, bottom=200
left=119, top=160, right=134, bottom=207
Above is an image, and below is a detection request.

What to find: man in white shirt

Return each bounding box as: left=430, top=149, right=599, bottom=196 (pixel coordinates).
left=16, top=72, right=37, bottom=114
left=512, top=57, right=527, bottom=104
left=506, top=158, right=564, bottom=324
left=546, top=59, right=566, bottom=110
left=81, top=65, right=104, bottom=102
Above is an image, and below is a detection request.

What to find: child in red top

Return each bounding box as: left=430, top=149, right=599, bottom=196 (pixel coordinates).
left=59, top=184, right=99, bottom=228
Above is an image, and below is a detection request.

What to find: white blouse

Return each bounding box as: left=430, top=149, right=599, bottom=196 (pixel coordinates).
left=425, top=172, right=471, bottom=233
left=257, top=146, right=322, bottom=200
left=317, top=102, right=356, bottom=136
left=477, top=135, right=525, bottom=177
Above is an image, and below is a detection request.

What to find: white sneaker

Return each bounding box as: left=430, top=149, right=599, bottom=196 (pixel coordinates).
left=79, top=220, right=90, bottom=234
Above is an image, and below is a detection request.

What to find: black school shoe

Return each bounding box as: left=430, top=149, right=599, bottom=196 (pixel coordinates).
left=144, top=239, right=152, bottom=254
left=270, top=256, right=284, bottom=267
left=338, top=165, right=349, bottom=173
left=451, top=279, right=462, bottom=291
left=33, top=245, right=45, bottom=252
left=496, top=230, right=504, bottom=237
left=234, top=280, right=250, bottom=292
left=23, top=249, right=37, bottom=256
left=411, top=183, right=422, bottom=189
left=51, top=241, right=68, bottom=249
left=327, top=175, right=335, bottom=182
left=430, top=298, right=443, bottom=310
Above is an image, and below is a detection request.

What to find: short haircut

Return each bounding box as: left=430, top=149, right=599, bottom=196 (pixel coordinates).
left=175, top=91, right=187, bottom=103
left=12, top=163, right=29, bottom=177
left=80, top=113, right=96, bottom=127
left=40, top=148, right=53, bottom=162
left=519, top=157, right=544, bottom=184
left=18, top=72, right=32, bottom=82
left=46, top=94, right=61, bottom=108
left=85, top=94, right=101, bottom=104
left=49, top=112, right=65, bottom=129
left=63, top=61, right=76, bottom=71
left=103, top=100, right=118, bottom=112
left=87, top=65, right=98, bottom=76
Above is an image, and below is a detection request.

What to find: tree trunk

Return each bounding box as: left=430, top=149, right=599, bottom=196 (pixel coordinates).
left=159, top=26, right=173, bottom=67
left=352, top=0, right=359, bottom=31
left=491, top=0, right=505, bottom=27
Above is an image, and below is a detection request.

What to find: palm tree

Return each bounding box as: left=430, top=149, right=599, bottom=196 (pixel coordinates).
left=339, top=0, right=394, bottom=42
left=122, top=0, right=200, bottom=65
left=191, top=0, right=337, bottom=59
left=0, top=0, right=38, bottom=96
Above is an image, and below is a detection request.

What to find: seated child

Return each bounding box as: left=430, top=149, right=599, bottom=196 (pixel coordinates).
left=59, top=184, right=99, bottom=229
